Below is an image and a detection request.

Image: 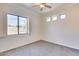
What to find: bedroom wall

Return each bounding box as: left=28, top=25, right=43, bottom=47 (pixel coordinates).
left=42, top=4, right=79, bottom=50
left=0, top=3, right=41, bottom=53
left=0, top=3, right=79, bottom=53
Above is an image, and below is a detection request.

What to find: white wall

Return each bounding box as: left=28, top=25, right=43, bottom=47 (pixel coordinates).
left=42, top=4, right=79, bottom=50
left=0, top=3, right=79, bottom=53
left=0, top=3, right=41, bottom=53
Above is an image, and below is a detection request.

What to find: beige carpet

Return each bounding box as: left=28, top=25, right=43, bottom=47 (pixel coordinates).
left=0, top=40, right=79, bottom=56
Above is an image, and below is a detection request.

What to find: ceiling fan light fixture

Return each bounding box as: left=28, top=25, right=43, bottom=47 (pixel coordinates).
left=32, top=3, right=52, bottom=11
left=40, top=4, right=45, bottom=11
left=40, top=4, right=45, bottom=8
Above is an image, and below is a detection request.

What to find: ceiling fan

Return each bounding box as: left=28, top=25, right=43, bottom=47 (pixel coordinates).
left=32, top=3, right=52, bottom=11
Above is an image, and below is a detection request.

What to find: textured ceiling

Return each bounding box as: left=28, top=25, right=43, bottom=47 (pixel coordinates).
left=22, top=3, right=63, bottom=13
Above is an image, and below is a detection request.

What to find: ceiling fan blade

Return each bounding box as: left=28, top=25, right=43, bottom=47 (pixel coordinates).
left=32, top=5, right=39, bottom=7
left=44, top=5, right=52, bottom=8
left=32, top=3, right=40, bottom=7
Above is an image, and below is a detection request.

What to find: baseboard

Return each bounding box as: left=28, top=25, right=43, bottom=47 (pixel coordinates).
left=0, top=39, right=41, bottom=54
left=43, top=39, right=79, bottom=51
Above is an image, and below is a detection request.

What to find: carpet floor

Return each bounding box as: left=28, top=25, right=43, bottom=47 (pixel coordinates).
left=0, top=40, right=79, bottom=56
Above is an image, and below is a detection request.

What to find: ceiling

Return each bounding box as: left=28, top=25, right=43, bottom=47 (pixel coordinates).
left=22, top=3, right=63, bottom=14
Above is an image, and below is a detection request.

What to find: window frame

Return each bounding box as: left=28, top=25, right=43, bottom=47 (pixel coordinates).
left=7, top=14, right=29, bottom=35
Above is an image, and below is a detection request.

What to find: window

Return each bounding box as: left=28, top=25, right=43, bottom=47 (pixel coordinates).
left=46, top=17, right=51, bottom=22
left=52, top=16, right=57, bottom=21
left=46, top=16, right=58, bottom=22
left=46, top=13, right=66, bottom=23
left=60, top=14, right=66, bottom=20
left=19, top=17, right=27, bottom=34
left=7, top=14, right=29, bottom=35
left=7, top=15, right=18, bottom=35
